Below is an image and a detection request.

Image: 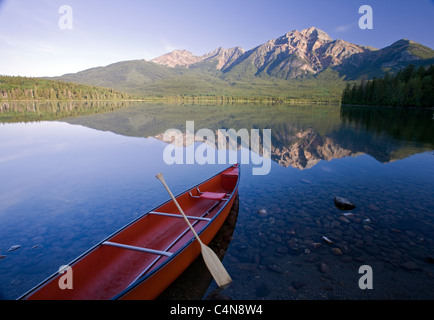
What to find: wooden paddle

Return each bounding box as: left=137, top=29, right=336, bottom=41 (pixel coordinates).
left=156, top=172, right=232, bottom=288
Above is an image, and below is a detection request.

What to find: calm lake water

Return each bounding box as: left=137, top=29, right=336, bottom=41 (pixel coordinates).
left=0, top=102, right=433, bottom=300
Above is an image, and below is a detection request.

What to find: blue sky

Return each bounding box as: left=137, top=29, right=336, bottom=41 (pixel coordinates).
left=1, top=0, right=433, bottom=77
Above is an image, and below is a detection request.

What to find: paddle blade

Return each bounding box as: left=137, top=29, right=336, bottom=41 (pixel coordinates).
left=200, top=243, right=232, bottom=288
left=155, top=173, right=164, bottom=182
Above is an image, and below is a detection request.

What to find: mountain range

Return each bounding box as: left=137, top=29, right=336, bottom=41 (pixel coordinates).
left=52, top=27, right=434, bottom=98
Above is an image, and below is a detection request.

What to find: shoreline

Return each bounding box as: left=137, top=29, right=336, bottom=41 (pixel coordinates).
left=341, top=103, right=434, bottom=110
left=2, top=99, right=431, bottom=109
left=0, top=97, right=341, bottom=105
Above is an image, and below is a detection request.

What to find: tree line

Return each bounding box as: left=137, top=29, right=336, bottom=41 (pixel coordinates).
left=0, top=76, right=132, bottom=101
left=342, top=64, right=434, bottom=108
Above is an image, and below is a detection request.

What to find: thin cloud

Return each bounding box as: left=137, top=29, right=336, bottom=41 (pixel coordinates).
left=0, top=35, right=57, bottom=55
left=161, top=38, right=180, bottom=53
left=334, top=23, right=356, bottom=33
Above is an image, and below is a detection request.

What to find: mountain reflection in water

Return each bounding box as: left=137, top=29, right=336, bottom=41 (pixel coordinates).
left=64, top=103, right=433, bottom=169
left=1, top=102, right=433, bottom=300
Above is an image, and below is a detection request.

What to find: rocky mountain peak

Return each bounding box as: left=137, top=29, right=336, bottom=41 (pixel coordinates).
left=300, top=27, right=332, bottom=42
left=273, top=27, right=333, bottom=53
left=151, top=46, right=245, bottom=70
left=150, top=49, right=202, bottom=68
left=147, top=27, right=433, bottom=79
left=203, top=46, right=246, bottom=69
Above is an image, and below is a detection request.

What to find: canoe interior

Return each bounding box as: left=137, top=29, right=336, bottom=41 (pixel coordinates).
left=24, top=165, right=239, bottom=300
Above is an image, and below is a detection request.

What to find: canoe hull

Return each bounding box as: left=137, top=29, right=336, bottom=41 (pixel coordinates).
left=119, top=190, right=237, bottom=300
left=20, top=165, right=240, bottom=300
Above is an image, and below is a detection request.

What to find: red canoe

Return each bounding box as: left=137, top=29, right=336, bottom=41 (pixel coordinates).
left=20, top=164, right=240, bottom=300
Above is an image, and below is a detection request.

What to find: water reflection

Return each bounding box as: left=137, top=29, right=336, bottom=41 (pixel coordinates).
left=1, top=103, right=433, bottom=300
left=158, top=195, right=239, bottom=300
left=65, top=103, right=434, bottom=169
left=0, top=100, right=133, bottom=123
left=0, top=121, right=230, bottom=299
left=63, top=103, right=434, bottom=300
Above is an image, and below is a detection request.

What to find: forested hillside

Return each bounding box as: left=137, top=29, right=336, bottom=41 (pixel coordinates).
left=0, top=76, right=132, bottom=101
left=342, top=64, right=434, bottom=108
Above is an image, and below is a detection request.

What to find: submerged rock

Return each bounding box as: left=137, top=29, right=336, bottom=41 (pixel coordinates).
left=321, top=236, right=334, bottom=244
left=320, top=262, right=331, bottom=273
left=334, top=196, right=356, bottom=210
left=425, top=255, right=434, bottom=263
left=332, top=248, right=343, bottom=255
left=8, top=245, right=21, bottom=252
left=425, top=255, right=434, bottom=264
left=310, top=242, right=322, bottom=250
left=292, top=280, right=306, bottom=290
left=267, top=263, right=285, bottom=274
left=258, top=208, right=268, bottom=216
left=338, top=216, right=350, bottom=223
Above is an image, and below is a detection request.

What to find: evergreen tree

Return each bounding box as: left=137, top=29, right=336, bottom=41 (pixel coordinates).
left=0, top=76, right=132, bottom=101
left=341, top=64, right=434, bottom=108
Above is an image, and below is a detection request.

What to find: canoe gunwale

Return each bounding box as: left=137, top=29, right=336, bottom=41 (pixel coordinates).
left=113, top=164, right=240, bottom=299
left=18, top=164, right=240, bottom=300
left=115, top=199, right=219, bottom=293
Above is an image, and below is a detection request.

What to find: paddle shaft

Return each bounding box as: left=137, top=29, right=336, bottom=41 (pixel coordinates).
left=155, top=172, right=232, bottom=288
left=155, top=174, right=203, bottom=245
